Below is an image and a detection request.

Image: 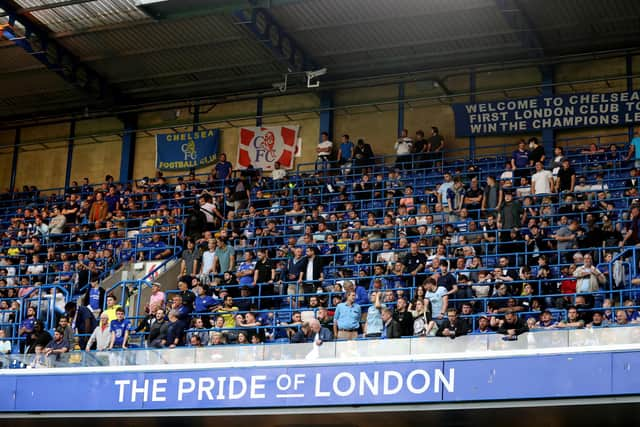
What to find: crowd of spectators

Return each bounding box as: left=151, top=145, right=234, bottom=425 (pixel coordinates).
left=3, top=129, right=640, bottom=362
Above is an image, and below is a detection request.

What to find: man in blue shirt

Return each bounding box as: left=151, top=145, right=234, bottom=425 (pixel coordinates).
left=511, top=139, right=530, bottom=180
left=333, top=291, right=361, bottom=340
left=424, top=277, right=449, bottom=325
left=109, top=307, right=130, bottom=350
left=337, top=134, right=354, bottom=175
left=214, top=153, right=233, bottom=182
left=142, top=234, right=172, bottom=261
left=625, top=130, right=640, bottom=168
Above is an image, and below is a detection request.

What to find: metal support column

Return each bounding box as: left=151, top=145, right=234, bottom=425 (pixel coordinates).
left=118, top=114, right=138, bottom=183
left=319, top=91, right=334, bottom=141
left=397, top=82, right=405, bottom=138
left=64, top=120, right=76, bottom=190
left=469, top=71, right=476, bottom=159
left=9, top=127, right=20, bottom=193
left=192, top=104, right=200, bottom=133
left=256, top=96, right=263, bottom=127
left=541, top=66, right=555, bottom=155
left=627, top=54, right=635, bottom=142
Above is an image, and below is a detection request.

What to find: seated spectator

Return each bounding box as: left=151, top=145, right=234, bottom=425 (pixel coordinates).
left=535, top=310, right=557, bottom=329
left=291, top=319, right=332, bottom=343
left=436, top=308, right=469, bottom=338
left=381, top=308, right=402, bottom=339
left=497, top=311, right=529, bottom=337
left=557, top=306, right=585, bottom=328
left=0, top=330, right=11, bottom=354
left=44, top=328, right=69, bottom=360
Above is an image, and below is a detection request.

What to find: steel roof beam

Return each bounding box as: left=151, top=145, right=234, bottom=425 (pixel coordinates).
left=495, top=0, right=544, bottom=57
left=0, top=0, right=120, bottom=105
left=232, top=2, right=318, bottom=73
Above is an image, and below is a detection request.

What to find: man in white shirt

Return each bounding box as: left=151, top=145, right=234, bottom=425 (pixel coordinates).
left=394, top=128, right=413, bottom=170
left=436, top=172, right=454, bottom=210
left=531, top=161, right=554, bottom=195
left=271, top=161, right=287, bottom=182
left=200, top=239, right=217, bottom=282
left=316, top=131, right=333, bottom=175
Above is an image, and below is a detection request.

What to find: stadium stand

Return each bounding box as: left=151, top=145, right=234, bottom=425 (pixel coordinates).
left=2, top=131, right=640, bottom=367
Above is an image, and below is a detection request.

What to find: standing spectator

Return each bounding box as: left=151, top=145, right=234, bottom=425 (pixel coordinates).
left=573, top=254, right=606, bottom=294
left=83, top=278, right=105, bottom=318
left=364, top=291, right=385, bottom=338
left=393, top=297, right=414, bottom=337
left=511, top=139, right=530, bottom=180
left=426, top=126, right=445, bottom=167
left=528, top=137, right=545, bottom=165
left=556, top=158, right=576, bottom=193
left=86, top=313, right=112, bottom=351
left=316, top=132, right=333, bottom=175
left=531, top=161, right=554, bottom=195
left=498, top=191, right=522, bottom=230
left=65, top=301, right=95, bottom=348
left=553, top=220, right=579, bottom=263
left=214, top=153, right=233, bottom=183
left=214, top=237, right=235, bottom=275
left=166, top=309, right=186, bottom=348
left=353, top=138, right=374, bottom=175
left=424, top=277, right=449, bottom=325
left=482, top=175, right=501, bottom=214
left=89, top=192, right=109, bottom=223
left=108, top=307, right=130, bottom=350
left=337, top=134, right=354, bottom=175
left=394, top=128, right=413, bottom=170
left=180, top=239, right=201, bottom=284
left=333, top=291, right=361, bottom=340
left=625, top=132, right=640, bottom=167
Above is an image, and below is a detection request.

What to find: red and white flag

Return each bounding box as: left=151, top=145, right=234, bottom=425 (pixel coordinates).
left=237, top=126, right=300, bottom=170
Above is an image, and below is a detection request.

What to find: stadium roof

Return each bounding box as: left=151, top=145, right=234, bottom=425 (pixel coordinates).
left=0, top=0, right=639, bottom=121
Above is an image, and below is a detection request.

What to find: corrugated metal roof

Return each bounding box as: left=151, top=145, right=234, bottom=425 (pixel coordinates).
left=90, top=38, right=276, bottom=82
left=15, top=0, right=148, bottom=32
left=272, top=0, right=497, bottom=32
left=288, top=6, right=512, bottom=57
left=58, top=13, right=247, bottom=60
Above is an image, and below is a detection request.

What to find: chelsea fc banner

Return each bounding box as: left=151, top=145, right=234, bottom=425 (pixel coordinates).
left=156, top=129, right=220, bottom=171
left=237, top=125, right=301, bottom=170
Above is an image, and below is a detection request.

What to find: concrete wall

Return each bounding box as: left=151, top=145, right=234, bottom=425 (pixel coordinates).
left=3, top=54, right=639, bottom=190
